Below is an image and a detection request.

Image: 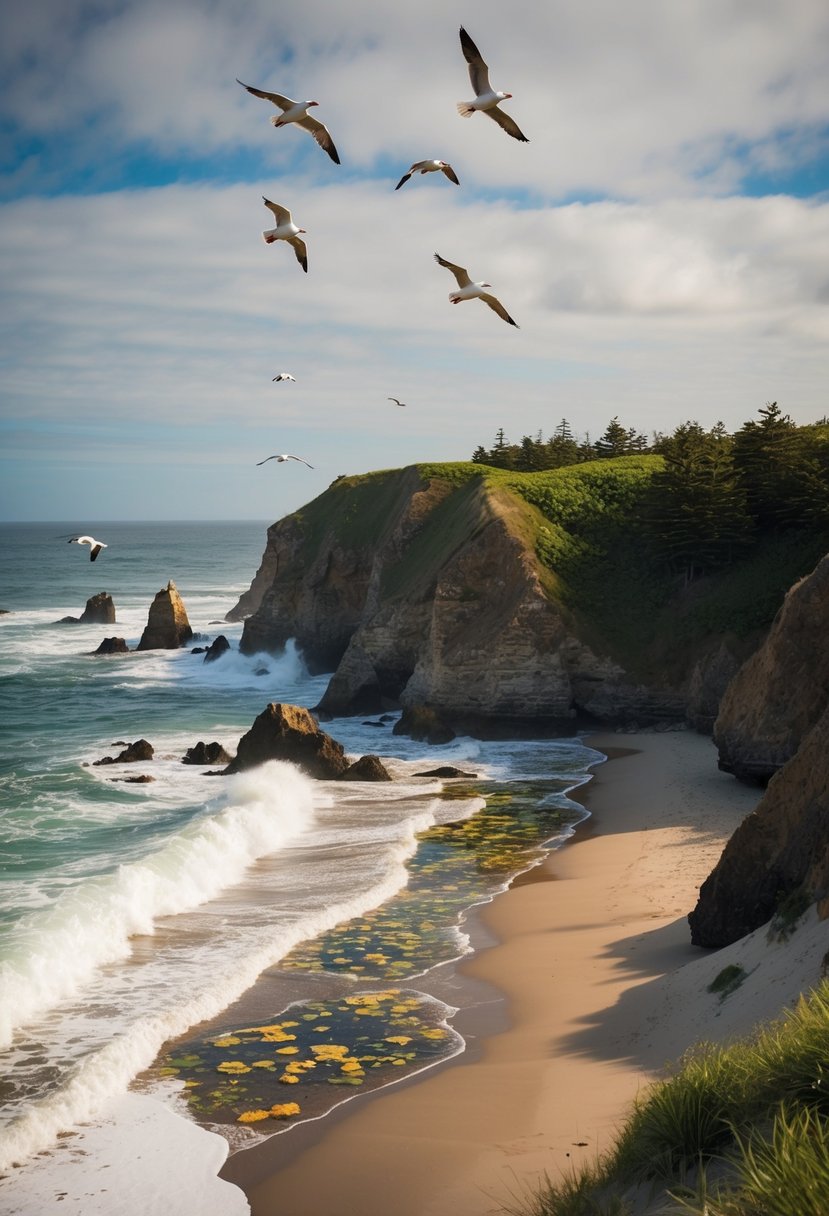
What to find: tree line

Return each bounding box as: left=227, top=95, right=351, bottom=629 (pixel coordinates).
left=472, top=404, right=829, bottom=584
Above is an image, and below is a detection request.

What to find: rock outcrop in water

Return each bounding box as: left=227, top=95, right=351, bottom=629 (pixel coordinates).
left=224, top=703, right=349, bottom=779
left=58, top=592, right=116, bottom=625
left=136, top=581, right=193, bottom=651
left=93, top=739, right=154, bottom=765
left=183, top=741, right=234, bottom=766
left=94, top=636, right=128, bottom=655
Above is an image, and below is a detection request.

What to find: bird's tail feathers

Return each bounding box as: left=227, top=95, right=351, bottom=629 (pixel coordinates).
left=456, top=102, right=475, bottom=117
left=262, top=230, right=278, bottom=243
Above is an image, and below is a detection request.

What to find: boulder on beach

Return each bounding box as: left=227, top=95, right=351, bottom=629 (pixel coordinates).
left=340, top=754, right=393, bottom=782
left=94, top=637, right=129, bottom=655
left=224, top=703, right=349, bottom=779
left=182, top=741, right=234, bottom=767
left=93, top=739, right=154, bottom=766
left=136, top=581, right=193, bottom=651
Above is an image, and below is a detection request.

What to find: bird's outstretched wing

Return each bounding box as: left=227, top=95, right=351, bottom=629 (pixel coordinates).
left=395, top=170, right=414, bottom=190
left=287, top=455, right=314, bottom=468
left=388, top=397, right=406, bottom=406
left=434, top=252, right=471, bottom=288
left=297, top=114, right=340, bottom=164
left=480, top=292, right=519, bottom=327
left=459, top=27, right=491, bottom=96
left=288, top=236, right=308, bottom=272
left=262, top=196, right=291, bottom=224
left=89, top=544, right=104, bottom=561
left=236, top=78, right=292, bottom=111
left=485, top=106, right=529, bottom=143
left=441, top=163, right=460, bottom=185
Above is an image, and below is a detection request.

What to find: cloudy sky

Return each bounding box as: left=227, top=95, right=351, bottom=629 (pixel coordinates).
left=1, top=0, right=827, bottom=522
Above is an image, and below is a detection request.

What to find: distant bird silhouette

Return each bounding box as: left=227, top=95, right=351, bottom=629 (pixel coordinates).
left=236, top=79, right=340, bottom=163
left=272, top=373, right=296, bottom=382
left=388, top=397, right=407, bottom=407
left=457, top=27, right=528, bottom=142
left=256, top=453, right=314, bottom=468
left=261, top=198, right=308, bottom=272
left=395, top=160, right=459, bottom=190
left=434, top=252, right=519, bottom=327
left=67, top=535, right=108, bottom=561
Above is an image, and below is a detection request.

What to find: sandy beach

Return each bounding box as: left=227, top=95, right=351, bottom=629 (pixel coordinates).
left=222, top=729, right=778, bottom=1216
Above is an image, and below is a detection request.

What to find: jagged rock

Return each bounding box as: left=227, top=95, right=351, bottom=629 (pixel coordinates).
left=136, top=581, right=193, bottom=651
left=191, top=646, right=207, bottom=654
left=94, top=739, right=154, bottom=766
left=340, top=754, right=393, bottom=781
left=203, top=635, right=231, bottom=663
left=109, top=774, right=155, bottom=783
left=714, top=553, right=829, bottom=784
left=223, top=703, right=349, bottom=779
left=80, top=593, right=116, bottom=624
left=689, top=704, right=829, bottom=947
left=362, top=720, right=387, bottom=728
left=415, top=766, right=478, bottom=778
left=183, top=741, right=234, bottom=766
left=685, top=640, right=748, bottom=735
left=94, top=637, right=128, bottom=655
left=393, top=705, right=455, bottom=745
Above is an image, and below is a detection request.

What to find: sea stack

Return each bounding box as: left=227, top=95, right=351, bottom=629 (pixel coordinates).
left=136, top=581, right=193, bottom=650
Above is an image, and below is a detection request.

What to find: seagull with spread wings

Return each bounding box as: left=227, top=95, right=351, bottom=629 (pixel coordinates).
left=261, top=198, right=308, bottom=272
left=272, top=373, right=296, bottom=382
left=67, top=535, right=108, bottom=561
left=388, top=397, right=407, bottom=407
left=456, top=27, right=528, bottom=143
left=395, top=160, right=460, bottom=190
left=236, top=79, right=340, bottom=164
left=256, top=453, right=314, bottom=468
left=434, top=253, right=519, bottom=328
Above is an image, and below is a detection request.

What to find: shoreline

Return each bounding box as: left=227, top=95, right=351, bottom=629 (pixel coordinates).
left=222, top=729, right=761, bottom=1215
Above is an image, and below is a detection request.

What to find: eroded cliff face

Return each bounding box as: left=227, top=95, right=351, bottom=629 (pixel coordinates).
left=230, top=469, right=686, bottom=729
left=713, top=553, right=829, bottom=784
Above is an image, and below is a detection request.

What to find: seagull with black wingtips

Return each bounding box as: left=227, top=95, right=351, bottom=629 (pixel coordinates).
left=236, top=78, right=341, bottom=163
left=456, top=27, right=529, bottom=143
left=434, top=252, right=519, bottom=327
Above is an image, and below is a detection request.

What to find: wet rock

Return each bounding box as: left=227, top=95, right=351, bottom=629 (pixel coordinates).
left=393, top=705, right=455, bottom=745
left=183, top=741, right=234, bottom=767
left=93, top=739, right=154, bottom=766
left=80, top=593, right=116, bottom=624
left=136, top=581, right=193, bottom=650
left=109, top=774, right=155, bottom=783
left=415, top=766, right=478, bottom=778
left=340, top=754, right=393, bottom=782
left=94, top=637, right=129, bottom=655
left=204, top=635, right=231, bottom=663
left=224, top=703, right=349, bottom=780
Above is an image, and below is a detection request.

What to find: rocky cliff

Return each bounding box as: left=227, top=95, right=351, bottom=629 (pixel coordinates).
left=228, top=464, right=688, bottom=731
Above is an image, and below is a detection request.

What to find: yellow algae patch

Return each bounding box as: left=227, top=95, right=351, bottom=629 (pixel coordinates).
left=385, top=1035, right=412, bottom=1045
left=270, top=1103, right=300, bottom=1118
left=212, top=1036, right=241, bottom=1048
left=275, top=1046, right=300, bottom=1055
left=420, top=1028, right=447, bottom=1039
left=261, top=1031, right=297, bottom=1043
left=238, top=1110, right=271, bottom=1123
left=312, top=1025, right=331, bottom=1032
left=363, top=953, right=388, bottom=963
left=332, top=957, right=350, bottom=965
left=310, top=1043, right=350, bottom=1060
left=217, top=1061, right=251, bottom=1074
left=251, top=1060, right=277, bottom=1069
left=279, top=1073, right=300, bottom=1084
left=341, top=1060, right=364, bottom=1074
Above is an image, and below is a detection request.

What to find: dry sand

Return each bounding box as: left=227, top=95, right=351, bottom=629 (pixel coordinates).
left=224, top=729, right=826, bottom=1216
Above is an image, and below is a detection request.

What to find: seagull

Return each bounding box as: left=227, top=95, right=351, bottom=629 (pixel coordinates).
left=434, top=252, right=519, bottom=327
left=272, top=373, right=296, bottom=382
left=457, top=27, right=528, bottom=143
left=256, top=454, right=314, bottom=468
left=395, top=160, right=460, bottom=190
left=236, top=79, right=340, bottom=164
left=261, top=198, right=308, bottom=272
left=388, top=397, right=407, bottom=407
left=67, top=535, right=108, bottom=561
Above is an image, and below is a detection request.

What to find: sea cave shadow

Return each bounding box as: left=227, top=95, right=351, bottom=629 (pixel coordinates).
left=551, top=915, right=720, bottom=1074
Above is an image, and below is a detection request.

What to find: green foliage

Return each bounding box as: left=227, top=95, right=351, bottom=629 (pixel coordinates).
left=769, top=885, right=814, bottom=942
left=707, top=965, right=747, bottom=1000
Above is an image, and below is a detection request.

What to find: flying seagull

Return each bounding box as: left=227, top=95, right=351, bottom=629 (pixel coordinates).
left=388, top=397, right=407, bottom=407
left=261, top=198, right=308, bottom=272
left=434, top=252, right=519, bottom=327
left=67, top=535, right=108, bottom=561
left=457, top=27, right=528, bottom=143
left=395, top=160, right=460, bottom=190
left=236, top=79, right=340, bottom=164
left=272, top=373, right=296, bottom=382
left=256, top=453, right=314, bottom=468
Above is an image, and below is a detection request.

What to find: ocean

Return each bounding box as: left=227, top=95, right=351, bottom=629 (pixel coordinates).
left=0, top=520, right=603, bottom=1215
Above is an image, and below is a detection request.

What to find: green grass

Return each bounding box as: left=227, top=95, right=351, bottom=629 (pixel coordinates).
left=707, top=965, right=748, bottom=1000
left=512, top=979, right=829, bottom=1216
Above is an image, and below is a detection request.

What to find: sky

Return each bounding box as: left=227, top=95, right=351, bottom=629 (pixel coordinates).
left=1, top=0, right=827, bottom=522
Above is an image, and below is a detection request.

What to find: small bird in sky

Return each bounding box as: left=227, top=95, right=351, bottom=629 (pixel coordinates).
left=261, top=198, right=308, bottom=272
left=67, top=535, right=108, bottom=561
left=457, top=27, right=528, bottom=143
left=388, top=397, right=407, bottom=407
left=272, top=373, right=296, bottom=382
left=236, top=79, right=340, bottom=164
left=256, top=453, right=314, bottom=468
left=395, top=160, right=460, bottom=190
left=434, top=252, right=519, bottom=327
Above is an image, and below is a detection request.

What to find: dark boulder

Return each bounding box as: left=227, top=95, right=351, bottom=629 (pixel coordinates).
left=204, top=635, right=231, bottom=663
left=183, top=741, right=234, bottom=767
left=415, top=766, right=478, bottom=778
left=94, top=739, right=154, bottom=766
left=136, top=581, right=193, bottom=650
left=109, top=774, right=155, bottom=783
left=224, top=703, right=349, bottom=780
left=94, top=637, right=129, bottom=655
left=393, top=705, right=456, bottom=745
left=340, top=754, right=393, bottom=782
left=80, top=593, right=116, bottom=625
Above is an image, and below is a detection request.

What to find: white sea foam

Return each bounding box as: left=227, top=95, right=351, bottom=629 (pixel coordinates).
left=0, top=762, right=317, bottom=1048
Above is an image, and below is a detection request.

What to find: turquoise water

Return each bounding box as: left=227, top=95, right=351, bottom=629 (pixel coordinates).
left=0, top=520, right=601, bottom=1177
